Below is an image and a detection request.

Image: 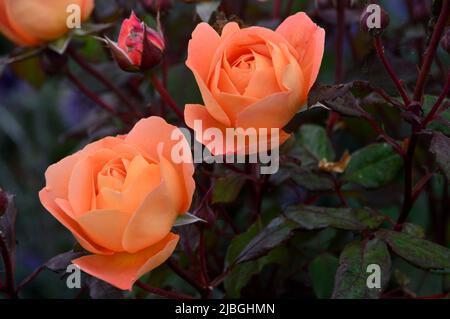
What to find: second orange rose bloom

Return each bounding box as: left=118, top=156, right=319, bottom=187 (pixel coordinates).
left=185, top=13, right=325, bottom=155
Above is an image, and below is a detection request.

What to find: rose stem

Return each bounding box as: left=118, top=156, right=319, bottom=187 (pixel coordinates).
left=135, top=280, right=194, bottom=299
left=272, top=0, right=282, bottom=19
left=395, top=0, right=449, bottom=230
left=15, top=265, right=45, bottom=293
left=326, top=0, right=346, bottom=134
left=373, top=37, right=410, bottom=106
left=65, top=70, right=131, bottom=125
left=198, top=226, right=211, bottom=299
left=150, top=73, right=184, bottom=121
left=0, top=236, right=17, bottom=298
left=420, top=71, right=450, bottom=128
left=68, top=47, right=142, bottom=117
left=412, top=0, right=449, bottom=102
left=166, top=258, right=207, bottom=293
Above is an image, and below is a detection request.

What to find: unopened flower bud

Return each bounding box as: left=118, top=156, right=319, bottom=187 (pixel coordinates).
left=441, top=29, right=450, bottom=54
left=106, top=12, right=165, bottom=72
left=360, top=4, right=390, bottom=35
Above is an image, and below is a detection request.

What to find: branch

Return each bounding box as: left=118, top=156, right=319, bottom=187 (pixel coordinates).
left=150, top=73, right=184, bottom=121
left=66, top=70, right=131, bottom=125
left=373, top=37, right=410, bottom=106
left=68, top=47, right=142, bottom=117
left=135, top=280, right=194, bottom=299
left=421, top=71, right=450, bottom=128
left=413, top=0, right=449, bottom=101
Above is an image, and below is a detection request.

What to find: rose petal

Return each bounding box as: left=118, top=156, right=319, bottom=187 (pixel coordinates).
left=0, top=0, right=39, bottom=45
left=39, top=188, right=112, bottom=255
left=276, top=12, right=325, bottom=91
left=76, top=209, right=131, bottom=252
left=186, top=22, right=220, bottom=81
left=125, top=117, right=195, bottom=213
left=73, top=233, right=179, bottom=291
left=68, top=149, right=117, bottom=216
left=122, top=176, right=178, bottom=253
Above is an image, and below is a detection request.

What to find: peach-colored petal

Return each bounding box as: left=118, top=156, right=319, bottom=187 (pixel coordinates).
left=81, top=0, right=95, bottom=20
left=73, top=233, right=179, bottom=291
left=121, top=179, right=177, bottom=253
left=125, top=117, right=195, bottom=212
left=44, top=153, right=81, bottom=200
left=186, top=22, right=220, bottom=81
left=68, top=149, right=116, bottom=216
left=6, top=0, right=93, bottom=43
left=0, top=1, right=37, bottom=46
left=221, top=22, right=240, bottom=38
left=185, top=104, right=228, bottom=153
left=39, top=189, right=112, bottom=255
left=235, top=92, right=293, bottom=130
left=276, top=12, right=325, bottom=91
left=244, top=66, right=280, bottom=99
left=76, top=209, right=131, bottom=252
left=191, top=68, right=232, bottom=126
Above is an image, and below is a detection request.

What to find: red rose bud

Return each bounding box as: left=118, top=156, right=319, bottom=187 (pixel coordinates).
left=441, top=29, right=450, bottom=54
left=106, top=12, right=165, bottom=72
left=360, top=4, right=390, bottom=35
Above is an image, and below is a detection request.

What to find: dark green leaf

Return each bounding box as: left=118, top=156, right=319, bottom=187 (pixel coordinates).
left=430, top=132, right=450, bottom=180
left=295, top=125, right=335, bottom=166
left=225, top=247, right=287, bottom=298
left=332, top=239, right=391, bottom=299
left=285, top=205, right=386, bottom=231
left=212, top=174, right=246, bottom=204
left=233, top=216, right=298, bottom=265
left=85, top=276, right=124, bottom=299
left=308, top=82, right=371, bottom=118
left=224, top=222, right=288, bottom=297
left=174, top=212, right=206, bottom=227
left=48, top=34, right=72, bottom=55
left=309, top=253, right=339, bottom=299
left=45, top=251, right=87, bottom=273
left=423, top=95, right=450, bottom=135
left=401, top=223, right=425, bottom=239
left=291, top=168, right=335, bottom=191
left=377, top=229, right=450, bottom=273
left=343, top=143, right=403, bottom=188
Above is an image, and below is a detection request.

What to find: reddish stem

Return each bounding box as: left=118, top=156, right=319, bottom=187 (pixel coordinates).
left=68, top=47, right=142, bottom=116
left=0, top=236, right=16, bottom=298
left=150, top=73, right=184, bottom=121
left=66, top=71, right=131, bottom=125
left=413, top=0, right=449, bottom=102
left=373, top=37, right=410, bottom=106
left=135, top=280, right=194, bottom=299
left=421, top=71, right=450, bottom=128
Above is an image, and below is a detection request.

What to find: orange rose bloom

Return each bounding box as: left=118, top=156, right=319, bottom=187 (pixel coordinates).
left=185, top=13, right=325, bottom=154
left=0, top=0, right=94, bottom=46
left=39, top=117, right=195, bottom=290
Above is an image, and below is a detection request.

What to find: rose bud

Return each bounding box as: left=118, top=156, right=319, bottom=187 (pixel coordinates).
left=142, top=0, right=173, bottom=15
left=441, top=29, right=450, bottom=54
left=0, top=0, right=94, bottom=47
left=360, top=4, right=390, bottom=35
left=106, top=12, right=165, bottom=72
